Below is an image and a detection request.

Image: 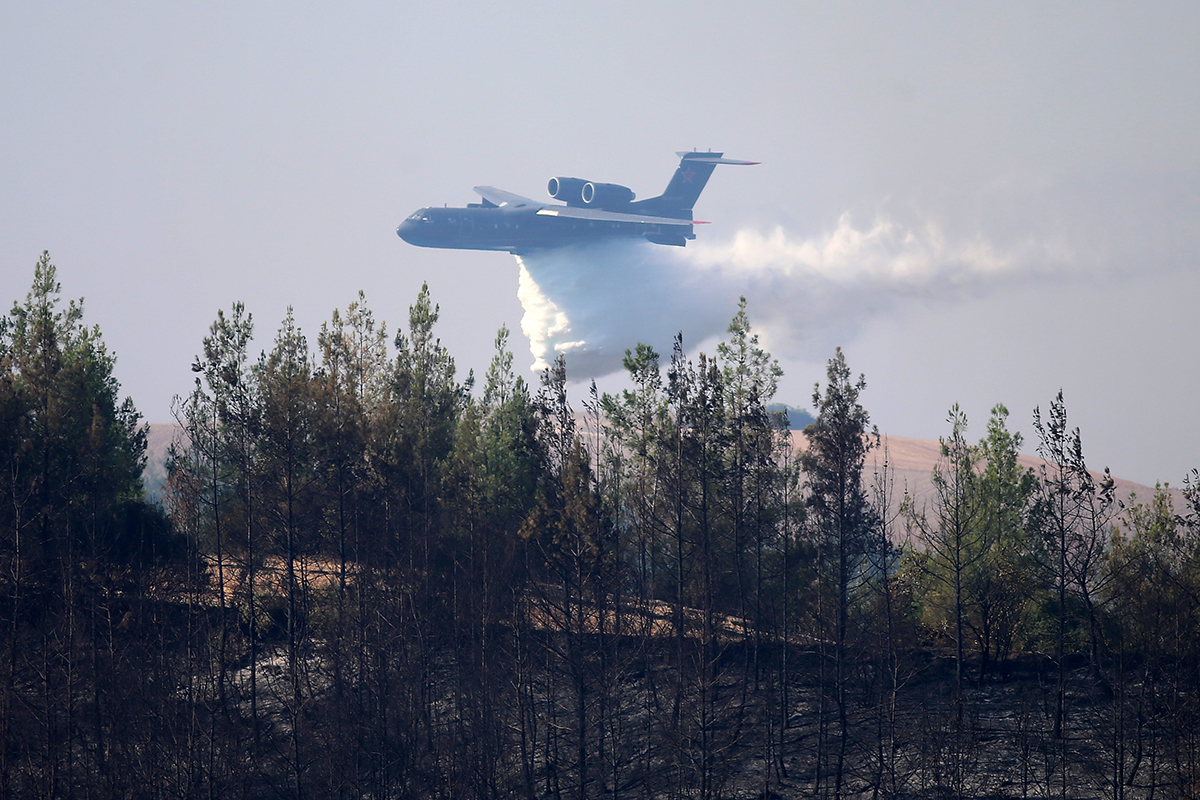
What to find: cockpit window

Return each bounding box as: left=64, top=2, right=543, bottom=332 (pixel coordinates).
left=408, top=210, right=431, bottom=222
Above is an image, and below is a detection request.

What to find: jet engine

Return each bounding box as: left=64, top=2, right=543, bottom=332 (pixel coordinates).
left=547, top=177, right=587, bottom=203
left=581, top=181, right=635, bottom=207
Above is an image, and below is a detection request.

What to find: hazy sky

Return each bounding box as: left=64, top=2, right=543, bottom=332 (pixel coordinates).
left=3, top=2, right=1198, bottom=486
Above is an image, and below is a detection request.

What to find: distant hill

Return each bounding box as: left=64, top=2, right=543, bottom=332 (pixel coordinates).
left=142, top=423, right=179, bottom=503
left=791, top=432, right=1182, bottom=528
left=142, top=423, right=1174, bottom=522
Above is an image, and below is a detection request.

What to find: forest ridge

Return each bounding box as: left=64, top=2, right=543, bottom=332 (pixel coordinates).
left=4, top=252, right=1200, bottom=799
left=145, top=429, right=1169, bottom=521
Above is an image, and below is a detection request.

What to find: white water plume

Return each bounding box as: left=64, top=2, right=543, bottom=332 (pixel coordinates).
left=515, top=214, right=1073, bottom=378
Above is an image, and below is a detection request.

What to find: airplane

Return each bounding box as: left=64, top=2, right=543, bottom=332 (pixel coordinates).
left=396, top=151, right=758, bottom=254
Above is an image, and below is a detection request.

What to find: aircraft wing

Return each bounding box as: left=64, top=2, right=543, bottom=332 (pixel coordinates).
left=675, top=152, right=760, bottom=165
left=535, top=205, right=698, bottom=227
left=474, top=186, right=545, bottom=208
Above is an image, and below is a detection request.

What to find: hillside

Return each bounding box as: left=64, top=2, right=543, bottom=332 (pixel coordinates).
left=59, top=424, right=1200, bottom=798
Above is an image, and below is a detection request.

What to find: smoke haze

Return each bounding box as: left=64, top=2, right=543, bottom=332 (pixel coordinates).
left=516, top=215, right=1074, bottom=379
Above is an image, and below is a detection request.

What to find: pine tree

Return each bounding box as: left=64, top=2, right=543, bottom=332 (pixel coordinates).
left=972, top=404, right=1037, bottom=677
left=800, top=347, right=878, bottom=798
left=256, top=308, right=317, bottom=797
left=1, top=252, right=169, bottom=796
left=1032, top=390, right=1118, bottom=798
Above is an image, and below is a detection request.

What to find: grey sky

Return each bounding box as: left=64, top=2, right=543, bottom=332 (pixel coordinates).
left=3, top=2, right=1198, bottom=486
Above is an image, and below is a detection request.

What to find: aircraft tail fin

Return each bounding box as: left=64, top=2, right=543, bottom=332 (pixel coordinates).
left=637, top=151, right=758, bottom=218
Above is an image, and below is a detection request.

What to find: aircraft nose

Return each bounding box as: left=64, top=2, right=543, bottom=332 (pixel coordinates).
left=397, top=209, right=433, bottom=245
left=397, top=217, right=416, bottom=242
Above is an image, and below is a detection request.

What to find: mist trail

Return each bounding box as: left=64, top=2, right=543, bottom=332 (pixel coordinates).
left=515, top=214, right=1073, bottom=379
